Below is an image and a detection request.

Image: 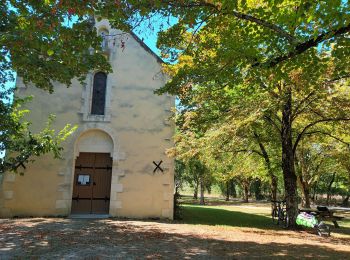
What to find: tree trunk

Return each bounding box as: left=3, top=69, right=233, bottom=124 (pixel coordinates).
left=199, top=175, right=205, bottom=205
left=225, top=181, right=230, bottom=201
left=270, top=175, right=278, bottom=212
left=311, top=182, right=317, bottom=203
left=175, top=180, right=180, bottom=196
left=253, top=130, right=277, bottom=202
left=271, top=175, right=278, bottom=202
left=243, top=182, right=249, bottom=203
left=230, top=180, right=237, bottom=198
left=301, top=183, right=311, bottom=208
left=281, top=87, right=298, bottom=228
left=297, top=171, right=311, bottom=208
left=342, top=195, right=349, bottom=207
left=326, top=173, right=335, bottom=205
left=342, top=171, right=350, bottom=207
left=254, top=179, right=262, bottom=200
left=326, top=194, right=331, bottom=205
left=193, top=182, right=198, bottom=200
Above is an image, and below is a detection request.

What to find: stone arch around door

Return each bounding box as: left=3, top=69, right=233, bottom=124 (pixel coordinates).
left=76, top=128, right=114, bottom=156
left=70, top=126, right=124, bottom=216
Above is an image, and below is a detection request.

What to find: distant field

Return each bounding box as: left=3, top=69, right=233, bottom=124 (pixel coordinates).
left=179, top=183, right=224, bottom=198
left=179, top=184, right=349, bottom=206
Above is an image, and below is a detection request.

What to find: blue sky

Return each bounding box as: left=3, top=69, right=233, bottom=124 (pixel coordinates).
left=133, top=19, right=162, bottom=56
left=132, top=14, right=177, bottom=58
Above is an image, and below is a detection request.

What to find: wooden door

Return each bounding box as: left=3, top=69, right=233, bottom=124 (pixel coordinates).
left=71, top=152, right=112, bottom=214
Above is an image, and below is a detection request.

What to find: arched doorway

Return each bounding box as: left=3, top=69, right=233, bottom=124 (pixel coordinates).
left=71, top=130, right=114, bottom=214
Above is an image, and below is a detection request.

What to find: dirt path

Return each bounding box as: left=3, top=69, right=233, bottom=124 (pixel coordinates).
left=1, top=218, right=350, bottom=259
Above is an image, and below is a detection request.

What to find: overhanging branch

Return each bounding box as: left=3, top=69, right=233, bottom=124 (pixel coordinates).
left=227, top=10, right=296, bottom=43
left=163, top=0, right=296, bottom=43
left=292, top=91, right=316, bottom=121
left=293, top=117, right=350, bottom=154
left=303, top=130, right=350, bottom=146
left=255, top=23, right=350, bottom=68
left=217, top=148, right=264, bottom=157
left=264, top=115, right=282, bottom=134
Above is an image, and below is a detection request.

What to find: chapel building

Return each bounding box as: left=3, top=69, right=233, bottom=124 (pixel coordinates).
left=0, top=19, right=175, bottom=219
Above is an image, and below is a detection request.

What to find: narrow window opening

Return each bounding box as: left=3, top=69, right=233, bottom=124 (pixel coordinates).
left=91, top=72, right=107, bottom=115
left=99, top=29, right=109, bottom=50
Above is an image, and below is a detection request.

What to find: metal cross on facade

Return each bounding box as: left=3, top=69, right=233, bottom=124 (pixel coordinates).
left=153, top=160, right=164, bottom=173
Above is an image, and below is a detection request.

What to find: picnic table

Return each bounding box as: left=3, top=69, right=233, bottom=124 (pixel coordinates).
left=299, top=206, right=348, bottom=228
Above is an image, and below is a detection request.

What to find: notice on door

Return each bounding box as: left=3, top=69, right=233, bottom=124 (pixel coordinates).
left=77, top=174, right=90, bottom=185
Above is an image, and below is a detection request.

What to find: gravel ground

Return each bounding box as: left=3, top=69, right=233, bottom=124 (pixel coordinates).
left=0, top=218, right=350, bottom=259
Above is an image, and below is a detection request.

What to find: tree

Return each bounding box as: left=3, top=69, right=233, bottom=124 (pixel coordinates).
left=0, top=95, right=77, bottom=173
left=1, top=0, right=112, bottom=172
left=1, top=1, right=111, bottom=92
left=218, top=178, right=236, bottom=201
left=204, top=148, right=266, bottom=203
left=202, top=96, right=282, bottom=203
left=329, top=142, right=350, bottom=206
left=106, top=0, right=350, bottom=228
left=294, top=139, right=335, bottom=208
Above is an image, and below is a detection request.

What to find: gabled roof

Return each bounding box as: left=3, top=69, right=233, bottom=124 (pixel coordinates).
left=129, top=31, right=165, bottom=64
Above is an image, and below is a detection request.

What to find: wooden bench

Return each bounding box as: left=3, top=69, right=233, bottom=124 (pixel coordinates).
left=299, top=206, right=345, bottom=228
left=317, top=214, right=344, bottom=228
left=316, top=207, right=344, bottom=228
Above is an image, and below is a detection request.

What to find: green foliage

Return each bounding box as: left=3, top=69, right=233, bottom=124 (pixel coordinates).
left=1, top=1, right=115, bottom=172
left=218, top=179, right=237, bottom=199
left=0, top=96, right=77, bottom=173
left=1, top=0, right=111, bottom=92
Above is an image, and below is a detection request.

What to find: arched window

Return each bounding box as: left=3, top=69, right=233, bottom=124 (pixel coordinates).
left=99, top=29, right=109, bottom=50
left=91, top=72, right=107, bottom=115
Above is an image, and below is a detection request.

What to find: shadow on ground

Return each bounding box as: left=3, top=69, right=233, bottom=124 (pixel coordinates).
left=0, top=218, right=349, bottom=259
left=327, top=218, right=350, bottom=236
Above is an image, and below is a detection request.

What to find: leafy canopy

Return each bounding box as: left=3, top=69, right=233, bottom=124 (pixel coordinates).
left=1, top=0, right=119, bottom=172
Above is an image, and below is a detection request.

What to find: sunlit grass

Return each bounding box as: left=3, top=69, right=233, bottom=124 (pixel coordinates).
left=181, top=204, right=275, bottom=230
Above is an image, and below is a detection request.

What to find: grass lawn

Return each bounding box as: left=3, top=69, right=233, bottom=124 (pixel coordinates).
left=179, top=200, right=350, bottom=238
left=181, top=204, right=275, bottom=230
